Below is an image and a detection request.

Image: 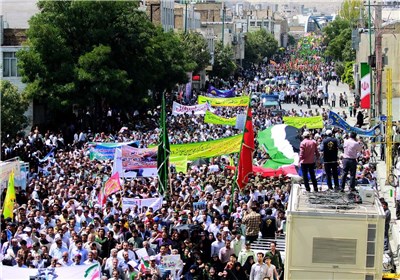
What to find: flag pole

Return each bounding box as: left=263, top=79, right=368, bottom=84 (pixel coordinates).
left=230, top=99, right=252, bottom=212
left=162, top=92, right=169, bottom=198
left=157, top=91, right=170, bottom=198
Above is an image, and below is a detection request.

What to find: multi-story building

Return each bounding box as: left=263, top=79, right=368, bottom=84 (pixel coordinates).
left=0, top=15, right=34, bottom=126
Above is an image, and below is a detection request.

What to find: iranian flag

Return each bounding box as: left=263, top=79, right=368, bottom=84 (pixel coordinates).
left=257, top=124, right=300, bottom=169
left=84, top=263, right=101, bottom=280
left=360, top=62, right=371, bottom=109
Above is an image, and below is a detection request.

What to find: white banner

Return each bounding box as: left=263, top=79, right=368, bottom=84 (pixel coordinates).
left=112, top=148, right=156, bottom=178
left=172, top=101, right=210, bottom=115
left=122, top=197, right=163, bottom=213
left=0, top=263, right=101, bottom=279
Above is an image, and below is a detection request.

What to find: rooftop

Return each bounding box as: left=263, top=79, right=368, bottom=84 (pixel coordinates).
left=288, top=184, right=385, bottom=217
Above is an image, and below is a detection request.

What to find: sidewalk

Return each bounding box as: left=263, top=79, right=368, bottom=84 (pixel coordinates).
left=376, top=159, right=399, bottom=270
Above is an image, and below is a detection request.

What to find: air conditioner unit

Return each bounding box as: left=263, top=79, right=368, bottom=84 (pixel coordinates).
left=359, top=185, right=375, bottom=204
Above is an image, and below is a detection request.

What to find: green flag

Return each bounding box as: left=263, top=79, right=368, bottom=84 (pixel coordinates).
left=157, top=93, right=170, bottom=195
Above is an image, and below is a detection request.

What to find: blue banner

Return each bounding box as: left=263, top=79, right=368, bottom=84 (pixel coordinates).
left=328, top=111, right=380, bottom=137
left=207, top=86, right=235, bottom=98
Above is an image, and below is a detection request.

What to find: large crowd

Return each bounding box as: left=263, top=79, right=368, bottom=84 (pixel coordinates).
left=0, top=43, right=394, bottom=280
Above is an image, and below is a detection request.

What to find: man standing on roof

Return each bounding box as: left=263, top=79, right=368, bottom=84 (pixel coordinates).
left=340, top=132, right=362, bottom=192
left=321, top=129, right=340, bottom=190
left=299, top=131, right=320, bottom=192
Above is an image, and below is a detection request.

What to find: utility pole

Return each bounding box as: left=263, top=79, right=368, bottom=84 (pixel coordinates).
left=375, top=3, right=383, bottom=116
left=222, top=2, right=226, bottom=44
left=367, top=0, right=374, bottom=119
left=386, top=68, right=392, bottom=182
left=184, top=1, right=188, bottom=33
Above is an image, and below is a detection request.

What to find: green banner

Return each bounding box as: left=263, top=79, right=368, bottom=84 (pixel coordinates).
left=283, top=116, right=323, bottom=129
left=169, top=135, right=242, bottom=160
left=198, top=95, right=249, bottom=107
left=170, top=156, right=188, bottom=173
left=204, top=111, right=237, bottom=126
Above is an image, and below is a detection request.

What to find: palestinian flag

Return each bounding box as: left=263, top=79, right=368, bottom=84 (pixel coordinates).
left=257, top=124, right=300, bottom=169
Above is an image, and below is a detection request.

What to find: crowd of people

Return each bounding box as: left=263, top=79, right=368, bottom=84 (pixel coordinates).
left=0, top=42, right=391, bottom=280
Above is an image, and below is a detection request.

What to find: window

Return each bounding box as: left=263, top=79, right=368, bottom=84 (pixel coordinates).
left=3, top=52, right=19, bottom=77
left=366, top=224, right=376, bottom=268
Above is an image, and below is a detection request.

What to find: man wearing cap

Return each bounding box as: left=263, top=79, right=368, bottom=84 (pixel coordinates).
left=340, top=132, right=363, bottom=192
left=321, top=129, right=340, bottom=190
left=265, top=254, right=280, bottom=280
left=299, top=131, right=320, bottom=192
left=238, top=241, right=256, bottom=265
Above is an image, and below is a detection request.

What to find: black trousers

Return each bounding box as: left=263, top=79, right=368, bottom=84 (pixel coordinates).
left=324, top=162, right=339, bottom=189
left=301, top=163, right=318, bottom=191
left=340, top=158, right=357, bottom=190
left=246, top=235, right=258, bottom=243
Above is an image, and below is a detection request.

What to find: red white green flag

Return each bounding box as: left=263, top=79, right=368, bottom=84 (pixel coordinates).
left=360, top=62, right=371, bottom=109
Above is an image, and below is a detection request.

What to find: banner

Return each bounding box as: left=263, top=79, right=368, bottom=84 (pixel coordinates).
left=198, top=95, right=249, bottom=107
left=204, top=110, right=237, bottom=126
left=207, top=86, right=235, bottom=98
left=161, top=255, right=184, bottom=271
left=360, top=62, right=371, bottom=109
left=112, top=148, right=156, bottom=178
left=172, top=101, right=210, bottom=115
left=89, top=141, right=138, bottom=161
left=170, top=156, right=188, bottom=173
left=169, top=134, right=242, bottom=160
left=122, top=197, right=163, bottom=212
left=121, top=146, right=157, bottom=171
left=328, top=111, right=380, bottom=137
left=193, top=201, right=206, bottom=211
left=283, top=116, right=323, bottom=129
left=0, top=263, right=101, bottom=279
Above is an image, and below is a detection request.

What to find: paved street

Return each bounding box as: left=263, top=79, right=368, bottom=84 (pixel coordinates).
left=280, top=81, right=358, bottom=125
left=286, top=81, right=400, bottom=269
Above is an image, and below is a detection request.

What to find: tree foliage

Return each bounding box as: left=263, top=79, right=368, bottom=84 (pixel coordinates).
left=287, top=34, right=296, bottom=46
left=322, top=17, right=351, bottom=47
left=339, top=0, right=364, bottom=25
left=17, top=0, right=194, bottom=124
left=179, top=31, right=211, bottom=74
left=1, top=80, right=29, bottom=138
left=342, top=61, right=355, bottom=89
left=211, top=42, right=237, bottom=79
left=244, top=29, right=278, bottom=66
left=325, top=28, right=355, bottom=62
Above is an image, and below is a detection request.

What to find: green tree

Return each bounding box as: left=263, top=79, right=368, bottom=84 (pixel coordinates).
left=211, top=42, right=237, bottom=79
left=18, top=0, right=191, bottom=126
left=339, top=0, right=364, bottom=25
left=342, top=61, right=355, bottom=89
left=179, top=31, right=211, bottom=74
left=325, top=28, right=355, bottom=62
left=322, top=17, right=351, bottom=47
left=287, top=34, right=296, bottom=46
left=244, top=29, right=278, bottom=66
left=1, top=80, right=29, bottom=138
